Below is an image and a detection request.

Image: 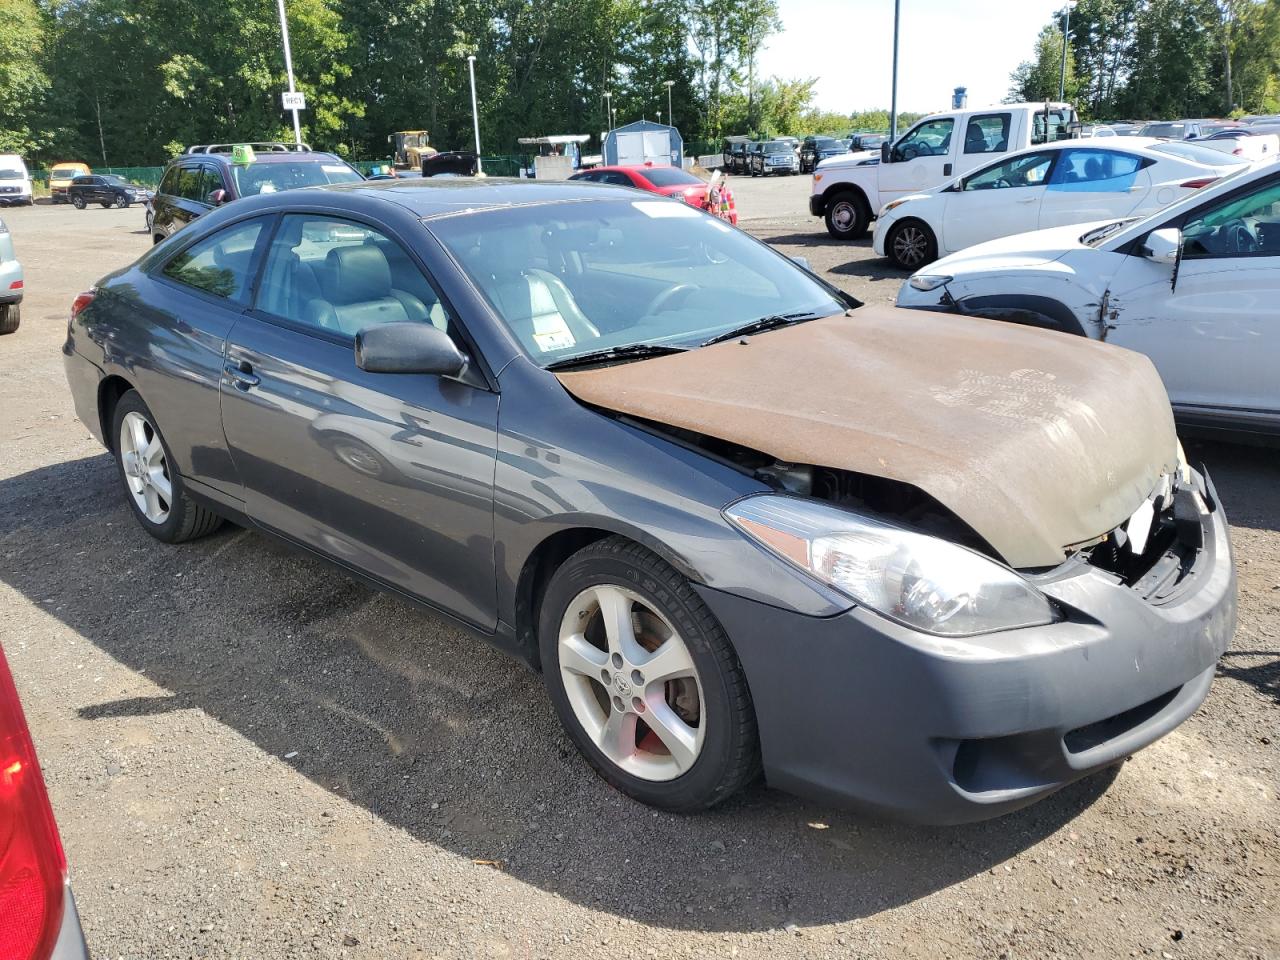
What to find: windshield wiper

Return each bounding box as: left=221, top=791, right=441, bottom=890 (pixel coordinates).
left=700, top=311, right=829, bottom=347
left=545, top=343, right=688, bottom=371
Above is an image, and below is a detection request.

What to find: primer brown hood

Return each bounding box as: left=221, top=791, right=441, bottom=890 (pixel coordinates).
left=556, top=306, right=1179, bottom=569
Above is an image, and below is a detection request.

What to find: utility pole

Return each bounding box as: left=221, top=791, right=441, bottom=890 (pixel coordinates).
left=664, top=80, right=675, bottom=127
left=275, top=0, right=303, bottom=145
left=467, top=55, right=483, bottom=174
left=889, top=0, right=901, bottom=139
left=1059, top=1, right=1074, bottom=102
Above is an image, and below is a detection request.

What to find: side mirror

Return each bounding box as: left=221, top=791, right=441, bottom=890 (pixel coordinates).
left=880, top=141, right=891, bottom=164
left=355, top=321, right=468, bottom=377
left=1143, top=227, right=1182, bottom=264
left=208, top=189, right=228, bottom=206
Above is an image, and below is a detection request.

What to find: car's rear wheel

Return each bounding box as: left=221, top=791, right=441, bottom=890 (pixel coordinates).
left=539, top=536, right=760, bottom=811
left=824, top=190, right=869, bottom=239
left=111, top=391, right=222, bottom=543
left=0, top=304, right=19, bottom=335
left=72, top=195, right=86, bottom=209
left=886, top=219, right=938, bottom=270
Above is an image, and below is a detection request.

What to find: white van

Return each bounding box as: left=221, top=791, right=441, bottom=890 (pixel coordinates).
left=0, top=155, right=34, bottom=207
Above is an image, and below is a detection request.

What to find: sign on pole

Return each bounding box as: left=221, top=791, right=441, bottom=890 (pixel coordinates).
left=282, top=91, right=307, bottom=111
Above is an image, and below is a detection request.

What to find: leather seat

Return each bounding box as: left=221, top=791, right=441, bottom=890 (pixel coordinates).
left=965, top=123, right=988, bottom=153
left=305, top=245, right=429, bottom=336
left=481, top=230, right=599, bottom=352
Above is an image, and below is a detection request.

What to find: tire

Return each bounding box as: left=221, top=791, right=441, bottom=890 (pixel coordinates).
left=886, top=219, right=938, bottom=271
left=0, top=303, right=19, bottom=335
left=539, top=536, right=760, bottom=811
left=116, top=197, right=130, bottom=209
left=72, top=195, right=86, bottom=209
left=823, top=190, right=870, bottom=240
left=99, top=202, right=113, bottom=209
left=110, top=390, right=223, bottom=544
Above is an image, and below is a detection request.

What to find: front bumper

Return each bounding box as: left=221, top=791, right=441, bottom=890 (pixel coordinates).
left=699, top=470, right=1236, bottom=824
left=808, top=195, right=825, bottom=217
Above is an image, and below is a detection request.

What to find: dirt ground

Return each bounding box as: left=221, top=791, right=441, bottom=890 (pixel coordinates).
left=0, top=190, right=1276, bottom=960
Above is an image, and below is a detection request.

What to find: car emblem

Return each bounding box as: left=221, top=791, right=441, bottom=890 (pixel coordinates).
left=612, top=673, right=632, bottom=697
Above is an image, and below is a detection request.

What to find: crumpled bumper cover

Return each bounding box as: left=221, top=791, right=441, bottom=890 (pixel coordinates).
left=697, top=470, right=1236, bottom=824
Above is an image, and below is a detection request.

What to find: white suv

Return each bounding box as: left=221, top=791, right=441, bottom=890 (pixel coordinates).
left=896, top=160, right=1280, bottom=437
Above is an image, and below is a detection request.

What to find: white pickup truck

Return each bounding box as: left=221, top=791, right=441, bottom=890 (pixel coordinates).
left=810, top=102, right=1079, bottom=239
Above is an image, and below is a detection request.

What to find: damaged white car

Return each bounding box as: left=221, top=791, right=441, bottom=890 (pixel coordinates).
left=897, top=159, right=1280, bottom=438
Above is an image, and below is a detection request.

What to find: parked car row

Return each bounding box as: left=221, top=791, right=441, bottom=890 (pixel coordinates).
left=64, top=172, right=1238, bottom=826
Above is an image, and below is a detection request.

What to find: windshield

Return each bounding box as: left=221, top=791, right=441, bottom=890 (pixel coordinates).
left=230, top=160, right=362, bottom=194
left=1149, top=141, right=1247, bottom=167
left=429, top=199, right=846, bottom=366
left=51, top=168, right=83, bottom=180
left=764, top=142, right=791, bottom=153
left=102, top=175, right=128, bottom=185
left=1141, top=123, right=1186, bottom=139
left=0, top=169, right=23, bottom=180
left=642, top=167, right=702, bottom=187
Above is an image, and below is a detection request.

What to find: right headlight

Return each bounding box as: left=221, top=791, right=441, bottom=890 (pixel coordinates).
left=724, top=496, right=1062, bottom=637
left=908, top=274, right=952, bottom=292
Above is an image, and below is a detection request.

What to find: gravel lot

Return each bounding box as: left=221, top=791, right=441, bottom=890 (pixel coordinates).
left=1, top=185, right=1277, bottom=960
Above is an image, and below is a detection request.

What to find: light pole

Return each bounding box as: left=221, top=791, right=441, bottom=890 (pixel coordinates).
left=664, top=80, right=675, bottom=127
left=889, top=0, right=901, bottom=140
left=604, top=91, right=613, bottom=132
left=275, top=0, right=303, bottom=145
left=1058, top=1, right=1075, bottom=102
left=467, top=55, right=483, bottom=174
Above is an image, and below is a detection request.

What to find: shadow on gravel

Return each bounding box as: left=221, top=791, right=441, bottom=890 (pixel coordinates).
left=12, top=449, right=1273, bottom=932
left=1217, top=652, right=1279, bottom=707
left=830, top=257, right=906, bottom=280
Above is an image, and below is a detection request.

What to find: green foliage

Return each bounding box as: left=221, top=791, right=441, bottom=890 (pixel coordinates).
left=1014, top=0, right=1280, bottom=121
left=1007, top=23, right=1081, bottom=105
left=0, top=0, right=51, bottom=153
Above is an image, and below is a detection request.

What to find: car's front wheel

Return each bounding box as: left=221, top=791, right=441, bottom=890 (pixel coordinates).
left=111, top=391, right=223, bottom=543
left=539, top=536, right=759, bottom=811
left=886, top=219, right=938, bottom=270
left=72, top=195, right=86, bottom=209
left=116, top=196, right=130, bottom=209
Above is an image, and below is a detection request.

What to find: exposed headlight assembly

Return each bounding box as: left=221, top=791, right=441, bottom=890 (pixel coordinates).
left=725, top=496, right=1062, bottom=636
left=908, top=274, right=952, bottom=292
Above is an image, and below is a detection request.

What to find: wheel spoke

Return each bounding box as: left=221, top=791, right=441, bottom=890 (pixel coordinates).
left=148, top=465, right=172, bottom=503
left=560, top=632, right=608, bottom=678
left=638, top=635, right=696, bottom=685
left=593, top=585, right=642, bottom=661
left=641, top=696, right=699, bottom=772
left=597, top=707, right=637, bottom=765
left=143, top=434, right=164, bottom=468
left=142, top=484, right=162, bottom=521
left=128, top=415, right=149, bottom=458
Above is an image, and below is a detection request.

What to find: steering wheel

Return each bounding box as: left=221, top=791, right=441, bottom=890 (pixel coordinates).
left=1223, top=219, right=1259, bottom=254
left=644, top=283, right=699, bottom=316
left=899, top=144, right=920, bottom=161
left=993, top=178, right=1012, bottom=189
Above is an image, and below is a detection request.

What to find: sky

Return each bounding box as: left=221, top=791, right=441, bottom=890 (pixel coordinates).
left=756, top=0, right=1069, bottom=114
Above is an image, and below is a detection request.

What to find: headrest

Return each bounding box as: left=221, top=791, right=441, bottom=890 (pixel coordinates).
left=322, top=245, right=391, bottom=304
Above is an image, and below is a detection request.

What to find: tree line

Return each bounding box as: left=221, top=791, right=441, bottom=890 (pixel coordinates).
left=0, top=0, right=923, bottom=167
left=1008, top=0, right=1280, bottom=120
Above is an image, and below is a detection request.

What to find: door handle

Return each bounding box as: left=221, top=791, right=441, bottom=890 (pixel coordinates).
left=1015, top=196, right=1038, bottom=204
left=225, top=361, right=260, bottom=390
left=943, top=163, right=953, bottom=176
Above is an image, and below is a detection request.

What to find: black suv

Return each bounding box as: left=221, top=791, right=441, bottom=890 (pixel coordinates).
left=799, top=136, right=848, bottom=173
left=721, top=137, right=752, bottom=174
left=68, top=174, right=151, bottom=210
left=150, top=142, right=363, bottom=243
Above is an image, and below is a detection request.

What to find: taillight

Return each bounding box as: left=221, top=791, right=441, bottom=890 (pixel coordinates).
left=1180, top=178, right=1218, bottom=189
left=6, top=281, right=20, bottom=291
left=0, top=646, right=67, bottom=960
left=69, top=291, right=94, bottom=322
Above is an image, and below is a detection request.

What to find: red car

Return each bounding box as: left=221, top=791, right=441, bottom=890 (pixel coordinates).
left=0, top=643, right=89, bottom=960
left=570, top=164, right=738, bottom=224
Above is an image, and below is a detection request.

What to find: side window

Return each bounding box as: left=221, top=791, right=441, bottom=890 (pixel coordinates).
left=892, top=119, right=954, bottom=161
left=200, top=166, right=225, bottom=202
left=963, top=114, right=1011, bottom=154
left=253, top=215, right=454, bottom=338
left=175, top=166, right=202, bottom=201
left=160, top=217, right=267, bottom=302
left=1047, top=149, right=1144, bottom=192
left=601, top=172, right=633, bottom=186
left=158, top=166, right=180, bottom=196
left=1182, top=178, right=1280, bottom=259
left=963, top=152, right=1054, bottom=190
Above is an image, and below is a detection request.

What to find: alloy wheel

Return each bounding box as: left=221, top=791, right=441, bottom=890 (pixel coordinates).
left=892, top=224, right=930, bottom=268
left=118, top=411, right=172, bottom=524
left=557, top=584, right=705, bottom=781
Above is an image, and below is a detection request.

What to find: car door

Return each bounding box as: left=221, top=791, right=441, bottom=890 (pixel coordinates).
left=126, top=214, right=273, bottom=496
left=940, top=151, right=1055, bottom=253
left=1103, top=173, right=1280, bottom=422
left=1039, top=148, right=1149, bottom=229
left=878, top=117, right=957, bottom=200
left=219, top=211, right=500, bottom=628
